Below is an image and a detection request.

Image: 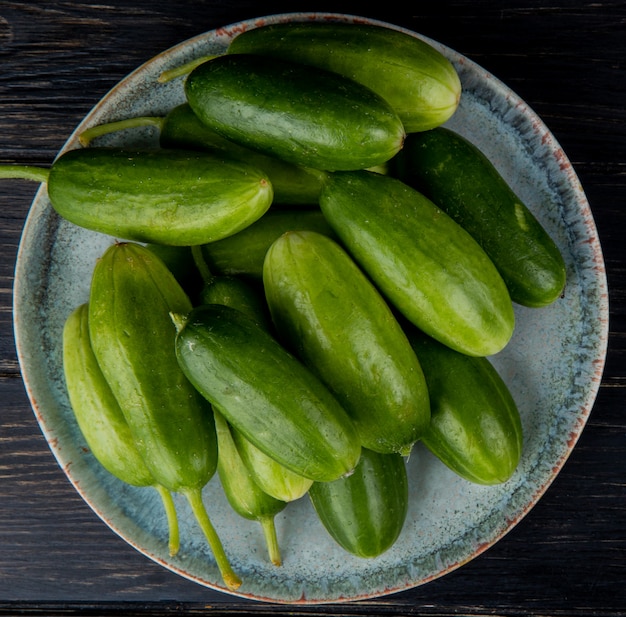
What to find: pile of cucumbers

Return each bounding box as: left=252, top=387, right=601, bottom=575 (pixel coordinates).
left=3, top=21, right=567, bottom=590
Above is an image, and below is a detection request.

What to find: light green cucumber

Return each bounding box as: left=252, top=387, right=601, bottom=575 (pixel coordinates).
left=264, top=230, right=430, bottom=455
left=62, top=303, right=180, bottom=556
left=319, top=171, right=515, bottom=357
left=227, top=21, right=461, bottom=132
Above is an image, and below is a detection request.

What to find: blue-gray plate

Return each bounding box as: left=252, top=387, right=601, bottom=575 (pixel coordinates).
left=13, top=13, right=609, bottom=605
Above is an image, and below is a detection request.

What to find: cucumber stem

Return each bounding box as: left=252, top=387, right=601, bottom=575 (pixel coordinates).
left=183, top=486, right=242, bottom=591
left=260, top=517, right=282, bottom=567
left=157, top=54, right=218, bottom=83
left=0, top=165, right=50, bottom=184
left=154, top=484, right=180, bottom=556
left=191, top=245, right=216, bottom=286
left=79, top=116, right=165, bottom=147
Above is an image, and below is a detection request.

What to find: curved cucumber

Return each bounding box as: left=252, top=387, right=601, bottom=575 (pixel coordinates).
left=88, top=243, right=240, bottom=589
left=309, top=448, right=408, bottom=558
left=319, top=171, right=515, bottom=357
left=264, top=230, right=430, bottom=455
left=62, top=303, right=180, bottom=556
left=407, top=331, right=523, bottom=484
left=185, top=54, right=405, bottom=171
left=173, top=303, right=361, bottom=483
left=213, top=408, right=285, bottom=566
left=391, top=127, right=567, bottom=307
left=201, top=209, right=336, bottom=281
left=231, top=431, right=313, bottom=502
left=47, top=147, right=273, bottom=246
left=227, top=21, right=461, bottom=132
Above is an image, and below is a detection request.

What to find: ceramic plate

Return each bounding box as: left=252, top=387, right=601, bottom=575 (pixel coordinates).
left=13, top=12, right=608, bottom=604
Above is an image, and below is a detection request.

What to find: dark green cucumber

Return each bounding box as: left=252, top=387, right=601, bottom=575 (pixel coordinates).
left=309, top=447, right=408, bottom=558
left=88, top=242, right=240, bottom=590
left=213, top=408, right=285, bottom=566
left=79, top=103, right=325, bottom=205
left=172, top=303, right=361, bottom=483
left=184, top=54, right=405, bottom=171
left=0, top=147, right=272, bottom=246
left=264, top=230, right=430, bottom=456
left=319, top=171, right=515, bottom=357
left=407, top=330, right=523, bottom=484
left=227, top=21, right=461, bottom=132
left=391, top=127, right=567, bottom=307
left=201, top=209, right=337, bottom=281
left=191, top=246, right=312, bottom=502
left=62, top=303, right=180, bottom=556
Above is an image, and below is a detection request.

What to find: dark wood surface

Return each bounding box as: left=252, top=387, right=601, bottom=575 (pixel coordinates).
left=1, top=1, right=624, bottom=615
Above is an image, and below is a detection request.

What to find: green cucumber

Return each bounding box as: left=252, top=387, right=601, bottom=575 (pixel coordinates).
left=390, top=127, right=567, bottom=307
left=0, top=147, right=273, bottom=246
left=227, top=21, right=461, bottom=133
left=172, top=303, right=361, bottom=483
left=88, top=242, right=240, bottom=590
left=201, top=209, right=337, bottom=281
left=407, top=331, right=523, bottom=484
left=319, top=171, right=515, bottom=357
left=184, top=53, right=405, bottom=171
left=230, top=431, right=313, bottom=502
left=309, top=447, right=408, bottom=558
left=62, top=303, right=180, bottom=556
left=213, top=408, right=285, bottom=566
left=191, top=246, right=312, bottom=502
left=264, top=230, right=430, bottom=456
left=79, top=103, right=325, bottom=205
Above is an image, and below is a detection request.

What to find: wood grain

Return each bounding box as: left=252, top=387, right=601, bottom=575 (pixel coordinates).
left=0, top=1, right=624, bottom=614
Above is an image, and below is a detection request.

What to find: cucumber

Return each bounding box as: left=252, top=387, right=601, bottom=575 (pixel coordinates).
left=172, top=303, right=361, bottom=482
left=227, top=21, right=461, bottom=132
left=319, top=171, right=515, bottom=357
left=309, top=448, right=408, bottom=558
left=184, top=53, right=405, bottom=171
left=407, top=330, right=523, bottom=484
left=62, top=303, right=181, bottom=556
left=45, top=147, right=273, bottom=246
left=213, top=408, right=285, bottom=566
left=231, top=431, right=313, bottom=502
left=201, top=209, right=337, bottom=281
left=88, top=242, right=240, bottom=590
left=264, top=230, right=430, bottom=456
left=390, top=127, right=567, bottom=307
left=78, top=103, right=325, bottom=206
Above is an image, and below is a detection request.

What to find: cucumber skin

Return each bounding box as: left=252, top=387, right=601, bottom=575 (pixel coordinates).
left=184, top=54, right=405, bottom=172
left=201, top=209, right=337, bottom=281
left=319, top=171, right=515, bottom=357
left=88, top=243, right=217, bottom=493
left=391, top=127, right=567, bottom=307
left=408, top=331, right=523, bottom=485
left=174, top=303, right=361, bottom=483
left=47, top=147, right=273, bottom=246
left=264, top=230, right=430, bottom=455
left=309, top=448, right=408, bottom=558
left=227, top=22, right=461, bottom=133
left=62, top=303, right=154, bottom=487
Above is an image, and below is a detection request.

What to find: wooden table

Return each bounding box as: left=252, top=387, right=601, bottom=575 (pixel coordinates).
left=1, top=1, right=624, bottom=615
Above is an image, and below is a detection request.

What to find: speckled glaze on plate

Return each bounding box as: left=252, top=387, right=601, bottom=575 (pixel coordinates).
left=13, top=13, right=608, bottom=605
